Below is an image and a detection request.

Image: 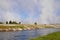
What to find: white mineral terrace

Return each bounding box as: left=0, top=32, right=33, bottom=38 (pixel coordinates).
left=0, top=24, right=60, bottom=32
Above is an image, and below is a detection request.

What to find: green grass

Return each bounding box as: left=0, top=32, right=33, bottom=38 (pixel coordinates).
left=0, top=25, right=25, bottom=29
left=31, top=32, right=60, bottom=40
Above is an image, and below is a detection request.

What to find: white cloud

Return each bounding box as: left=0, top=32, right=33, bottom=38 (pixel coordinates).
left=16, top=0, right=39, bottom=24
left=0, top=0, right=21, bottom=22
left=4, top=11, right=21, bottom=22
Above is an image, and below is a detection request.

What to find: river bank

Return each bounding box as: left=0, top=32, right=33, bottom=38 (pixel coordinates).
left=0, top=24, right=60, bottom=32
left=0, top=24, right=37, bottom=32
left=31, top=32, right=60, bottom=40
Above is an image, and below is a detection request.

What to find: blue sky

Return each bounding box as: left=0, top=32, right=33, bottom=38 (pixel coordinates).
left=0, top=0, right=60, bottom=24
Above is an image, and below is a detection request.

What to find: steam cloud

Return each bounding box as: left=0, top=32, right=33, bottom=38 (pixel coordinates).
left=0, top=0, right=60, bottom=24
left=39, top=0, right=54, bottom=24
left=39, top=0, right=60, bottom=24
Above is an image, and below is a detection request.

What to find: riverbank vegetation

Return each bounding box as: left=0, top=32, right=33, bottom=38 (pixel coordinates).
left=0, top=21, right=60, bottom=32
left=0, top=24, right=60, bottom=30
left=0, top=24, right=25, bottom=32
left=0, top=24, right=48, bottom=32
left=0, top=25, right=24, bottom=29
left=31, top=32, right=60, bottom=40
left=0, top=21, right=60, bottom=28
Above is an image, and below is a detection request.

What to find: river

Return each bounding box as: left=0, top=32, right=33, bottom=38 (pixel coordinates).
left=0, top=28, right=60, bottom=40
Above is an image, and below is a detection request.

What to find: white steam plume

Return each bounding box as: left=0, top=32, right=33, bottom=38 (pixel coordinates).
left=39, top=0, right=55, bottom=24
left=0, top=0, right=60, bottom=24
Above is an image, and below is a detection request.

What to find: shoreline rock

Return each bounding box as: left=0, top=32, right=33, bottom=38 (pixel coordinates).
left=0, top=28, right=35, bottom=32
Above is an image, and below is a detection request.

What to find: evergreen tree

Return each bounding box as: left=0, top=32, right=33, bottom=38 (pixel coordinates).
left=9, top=20, right=12, bottom=24
left=13, top=21, right=17, bottom=24
left=19, top=22, right=21, bottom=24
left=6, top=21, right=8, bottom=24
left=34, top=22, right=37, bottom=25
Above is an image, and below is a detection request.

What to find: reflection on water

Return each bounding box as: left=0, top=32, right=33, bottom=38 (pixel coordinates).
left=0, top=28, right=60, bottom=40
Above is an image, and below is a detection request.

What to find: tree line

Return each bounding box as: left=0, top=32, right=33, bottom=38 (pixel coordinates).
left=0, top=21, right=21, bottom=24
left=0, top=21, right=37, bottom=25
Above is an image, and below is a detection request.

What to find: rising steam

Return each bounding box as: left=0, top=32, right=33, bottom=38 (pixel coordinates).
left=39, top=0, right=57, bottom=24
left=0, top=0, right=60, bottom=24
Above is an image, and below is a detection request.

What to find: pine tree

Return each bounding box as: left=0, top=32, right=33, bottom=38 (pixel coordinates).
left=6, top=21, right=8, bottom=24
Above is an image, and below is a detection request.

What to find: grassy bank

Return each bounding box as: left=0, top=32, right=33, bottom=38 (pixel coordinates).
left=0, top=24, right=39, bottom=31
left=0, top=24, right=25, bottom=29
left=0, top=24, right=58, bottom=29
left=0, top=24, right=25, bottom=31
left=31, top=32, right=60, bottom=40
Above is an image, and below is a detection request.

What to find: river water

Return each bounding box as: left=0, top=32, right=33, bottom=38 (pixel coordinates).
left=0, top=28, right=60, bottom=40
